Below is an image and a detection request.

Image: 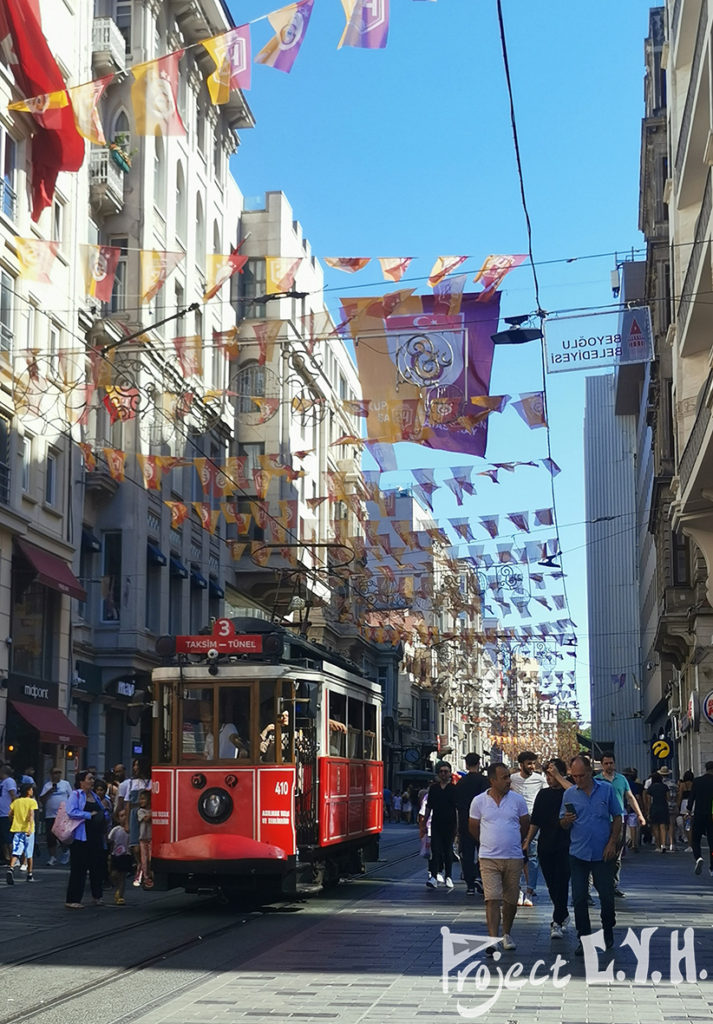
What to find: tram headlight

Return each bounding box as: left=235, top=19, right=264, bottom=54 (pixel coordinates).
left=198, top=787, right=233, bottom=825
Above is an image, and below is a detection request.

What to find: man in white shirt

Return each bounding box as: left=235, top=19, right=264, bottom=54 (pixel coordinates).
left=509, top=750, right=546, bottom=905
left=39, top=768, right=72, bottom=865
left=469, top=762, right=530, bottom=953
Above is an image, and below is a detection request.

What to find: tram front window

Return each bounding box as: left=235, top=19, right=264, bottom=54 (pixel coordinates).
left=213, top=688, right=251, bottom=759
left=181, top=690, right=214, bottom=759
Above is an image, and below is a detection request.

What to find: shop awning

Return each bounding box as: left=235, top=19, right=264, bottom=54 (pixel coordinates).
left=209, top=579, right=225, bottom=599
left=10, top=701, right=88, bottom=747
left=191, top=569, right=207, bottom=589
left=147, top=542, right=167, bottom=566
left=170, top=556, right=188, bottom=578
left=15, top=539, right=86, bottom=602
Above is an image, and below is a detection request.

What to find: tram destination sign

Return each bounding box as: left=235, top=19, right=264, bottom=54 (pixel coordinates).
left=175, top=633, right=263, bottom=655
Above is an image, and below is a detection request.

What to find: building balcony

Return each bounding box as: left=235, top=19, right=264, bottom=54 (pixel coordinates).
left=92, top=17, right=126, bottom=76
left=673, top=0, right=710, bottom=205
left=89, top=149, right=125, bottom=217
left=676, top=167, right=711, bottom=356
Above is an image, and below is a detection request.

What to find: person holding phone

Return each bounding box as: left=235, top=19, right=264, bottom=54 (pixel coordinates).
left=560, top=754, right=624, bottom=956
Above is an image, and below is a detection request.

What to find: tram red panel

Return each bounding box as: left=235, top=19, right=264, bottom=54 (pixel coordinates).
left=151, top=769, right=173, bottom=849
left=257, top=768, right=296, bottom=855
left=174, top=768, right=255, bottom=843
left=319, top=758, right=383, bottom=845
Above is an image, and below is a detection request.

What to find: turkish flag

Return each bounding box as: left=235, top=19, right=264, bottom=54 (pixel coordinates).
left=0, top=0, right=84, bottom=220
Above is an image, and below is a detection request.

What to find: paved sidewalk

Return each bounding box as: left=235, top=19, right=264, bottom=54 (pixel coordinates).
left=129, top=836, right=713, bottom=1024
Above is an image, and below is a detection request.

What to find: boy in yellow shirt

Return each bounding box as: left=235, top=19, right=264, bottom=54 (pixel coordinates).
left=8, top=782, right=38, bottom=884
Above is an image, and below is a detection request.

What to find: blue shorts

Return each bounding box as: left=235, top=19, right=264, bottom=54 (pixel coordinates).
left=11, top=832, right=34, bottom=859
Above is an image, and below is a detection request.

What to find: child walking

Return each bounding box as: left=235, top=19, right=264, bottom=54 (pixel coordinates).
left=7, top=783, right=38, bottom=884
left=136, top=789, right=153, bottom=889
left=108, top=808, right=132, bottom=905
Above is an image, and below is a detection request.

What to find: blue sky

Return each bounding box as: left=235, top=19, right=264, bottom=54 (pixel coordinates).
left=226, top=0, right=655, bottom=718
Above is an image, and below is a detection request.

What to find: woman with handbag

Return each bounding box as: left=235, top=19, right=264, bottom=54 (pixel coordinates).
left=64, top=771, right=111, bottom=909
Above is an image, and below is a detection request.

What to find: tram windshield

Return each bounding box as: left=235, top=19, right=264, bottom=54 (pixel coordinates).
left=154, top=679, right=295, bottom=765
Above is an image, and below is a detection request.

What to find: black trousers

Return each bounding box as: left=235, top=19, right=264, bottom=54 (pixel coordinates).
left=538, top=848, right=570, bottom=925
left=458, top=829, right=480, bottom=887
left=66, top=838, right=105, bottom=904
left=429, top=828, right=454, bottom=880
left=691, top=819, right=713, bottom=866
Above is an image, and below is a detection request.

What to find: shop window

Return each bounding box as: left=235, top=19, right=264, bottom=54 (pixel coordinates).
left=11, top=578, right=56, bottom=679
left=101, top=531, right=122, bottom=622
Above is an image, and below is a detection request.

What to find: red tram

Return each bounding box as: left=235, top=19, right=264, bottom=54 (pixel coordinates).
left=150, top=618, right=383, bottom=897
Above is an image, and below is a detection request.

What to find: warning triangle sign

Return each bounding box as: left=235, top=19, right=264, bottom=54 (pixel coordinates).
left=628, top=317, right=644, bottom=348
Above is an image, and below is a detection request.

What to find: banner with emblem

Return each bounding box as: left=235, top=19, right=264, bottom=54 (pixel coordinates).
left=339, top=0, right=389, bottom=48
left=131, top=52, right=186, bottom=136
left=255, top=0, right=314, bottom=73
left=15, top=238, right=59, bottom=283
left=70, top=77, right=111, bottom=145
left=81, top=244, right=120, bottom=302
left=141, top=250, right=184, bottom=304
left=203, top=25, right=251, bottom=104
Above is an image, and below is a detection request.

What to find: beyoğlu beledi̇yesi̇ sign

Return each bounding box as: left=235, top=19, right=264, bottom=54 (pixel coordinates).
left=544, top=307, right=653, bottom=374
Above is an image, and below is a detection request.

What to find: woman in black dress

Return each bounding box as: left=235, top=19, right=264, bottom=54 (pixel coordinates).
left=646, top=772, right=669, bottom=853
left=64, top=770, right=111, bottom=908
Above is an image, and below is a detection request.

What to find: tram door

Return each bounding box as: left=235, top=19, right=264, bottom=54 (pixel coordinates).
left=295, top=680, right=319, bottom=847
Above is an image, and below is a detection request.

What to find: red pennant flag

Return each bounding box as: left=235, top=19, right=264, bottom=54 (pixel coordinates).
left=82, top=245, right=120, bottom=302
left=0, top=1, right=84, bottom=221
left=203, top=250, right=248, bottom=302
left=103, top=387, right=140, bottom=423
left=165, top=501, right=189, bottom=528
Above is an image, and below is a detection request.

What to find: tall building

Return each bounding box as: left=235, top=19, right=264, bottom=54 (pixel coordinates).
left=660, top=0, right=713, bottom=768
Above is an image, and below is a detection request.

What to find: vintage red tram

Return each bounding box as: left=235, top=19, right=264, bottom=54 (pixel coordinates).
left=150, top=618, right=383, bottom=897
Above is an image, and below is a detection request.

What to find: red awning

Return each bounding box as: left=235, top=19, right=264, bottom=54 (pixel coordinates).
left=10, top=701, right=88, bottom=747
left=15, top=539, right=86, bottom=601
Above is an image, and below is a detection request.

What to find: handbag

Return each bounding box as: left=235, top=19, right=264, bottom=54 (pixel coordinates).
left=51, top=800, right=82, bottom=845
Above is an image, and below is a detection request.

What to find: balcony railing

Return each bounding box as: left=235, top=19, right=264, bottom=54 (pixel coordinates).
left=88, top=148, right=124, bottom=216
left=677, top=166, right=711, bottom=335
left=92, top=17, right=126, bottom=73
left=674, top=0, right=708, bottom=182
left=678, top=365, right=713, bottom=495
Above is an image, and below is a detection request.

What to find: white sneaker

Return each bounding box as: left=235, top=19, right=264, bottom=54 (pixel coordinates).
left=502, top=934, right=516, bottom=951
left=517, top=891, right=524, bottom=906
left=550, top=923, right=563, bottom=939
left=426, top=875, right=437, bottom=889
left=436, top=873, right=445, bottom=884
left=19, top=864, right=27, bottom=872
left=47, top=857, right=57, bottom=867
left=560, top=914, right=570, bottom=929
left=445, top=877, right=454, bottom=890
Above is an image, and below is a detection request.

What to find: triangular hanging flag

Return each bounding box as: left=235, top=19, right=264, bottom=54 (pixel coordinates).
left=535, top=508, right=554, bottom=526
left=428, top=255, right=467, bottom=288
left=140, top=250, right=184, bottom=304
left=255, top=0, right=314, bottom=73
left=227, top=540, right=247, bottom=561
left=70, top=77, right=111, bottom=145
left=103, top=448, right=126, bottom=482
left=480, top=516, right=499, bottom=538
left=512, top=391, right=547, bottom=429
left=8, top=89, right=67, bottom=113
left=15, top=238, right=59, bottom=283
left=172, top=335, right=202, bottom=378
left=103, top=386, right=139, bottom=423
left=250, top=541, right=271, bottom=567
left=131, top=52, right=186, bottom=136
left=433, top=272, right=468, bottom=316
left=193, top=503, right=220, bottom=533
left=165, top=501, right=189, bottom=529
left=339, top=0, right=389, bottom=49
left=213, top=326, right=240, bottom=360
left=442, top=478, right=464, bottom=505
left=78, top=442, right=96, bottom=472
left=203, top=251, right=248, bottom=301
left=542, top=458, right=561, bottom=477
left=366, top=441, right=397, bottom=472
left=252, top=320, right=282, bottom=364
left=471, top=394, right=511, bottom=413
left=253, top=397, right=280, bottom=423
left=136, top=454, right=164, bottom=491
left=324, top=257, right=371, bottom=272
left=266, top=257, right=301, bottom=294
left=473, top=254, right=527, bottom=300
left=506, top=512, right=530, bottom=534
left=203, top=25, right=251, bottom=104
left=378, top=257, right=412, bottom=282
left=81, top=244, right=120, bottom=302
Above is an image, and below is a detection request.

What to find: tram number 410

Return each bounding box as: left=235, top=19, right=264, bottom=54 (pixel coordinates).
left=274, top=781, right=289, bottom=795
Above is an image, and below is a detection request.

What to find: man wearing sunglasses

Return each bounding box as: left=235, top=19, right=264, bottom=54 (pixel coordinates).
left=423, top=762, right=458, bottom=889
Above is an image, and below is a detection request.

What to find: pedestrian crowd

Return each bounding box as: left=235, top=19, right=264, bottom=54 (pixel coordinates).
left=0, top=758, right=153, bottom=909
left=383, top=750, right=711, bottom=958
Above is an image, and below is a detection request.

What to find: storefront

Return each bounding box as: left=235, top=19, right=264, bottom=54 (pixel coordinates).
left=5, top=676, right=87, bottom=783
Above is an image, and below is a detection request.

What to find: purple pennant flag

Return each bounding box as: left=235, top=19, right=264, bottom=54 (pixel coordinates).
left=255, top=0, right=314, bottom=74
left=340, top=0, right=390, bottom=49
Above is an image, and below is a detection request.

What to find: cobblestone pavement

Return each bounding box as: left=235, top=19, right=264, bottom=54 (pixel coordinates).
left=4, top=829, right=713, bottom=1023
left=125, top=831, right=713, bottom=1024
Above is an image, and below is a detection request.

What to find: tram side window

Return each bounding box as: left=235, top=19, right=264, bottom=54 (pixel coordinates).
left=259, top=678, right=294, bottom=763
left=328, top=691, right=347, bottom=757
left=158, top=685, right=174, bottom=763
left=364, top=703, right=377, bottom=760
left=182, top=689, right=214, bottom=759
left=215, top=687, right=251, bottom=759
left=347, top=698, right=363, bottom=759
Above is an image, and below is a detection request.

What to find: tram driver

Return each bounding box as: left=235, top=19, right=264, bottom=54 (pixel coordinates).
left=202, top=694, right=250, bottom=760
left=260, top=709, right=291, bottom=762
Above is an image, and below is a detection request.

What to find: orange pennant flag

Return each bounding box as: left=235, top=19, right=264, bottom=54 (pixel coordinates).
left=227, top=540, right=247, bottom=561
left=266, top=257, right=301, bottom=294
left=193, top=502, right=220, bottom=533
left=213, top=326, right=240, bottom=360
left=131, top=52, right=186, bottom=136
left=78, top=442, right=96, bottom=472
left=378, top=257, right=412, bottom=282
left=165, top=501, right=189, bottom=528
left=250, top=541, right=271, bottom=567
left=141, top=250, right=184, bottom=304
left=252, top=320, right=282, bottom=364
left=172, top=334, right=203, bottom=378
left=136, top=454, right=164, bottom=491
left=203, top=26, right=251, bottom=104
left=15, top=238, right=59, bottom=283
left=253, top=396, right=280, bottom=422
left=324, top=257, right=370, bottom=273
left=8, top=89, right=68, bottom=113
left=70, top=77, right=111, bottom=145
left=103, top=448, right=126, bottom=482
left=428, top=255, right=467, bottom=288
left=203, top=251, right=248, bottom=301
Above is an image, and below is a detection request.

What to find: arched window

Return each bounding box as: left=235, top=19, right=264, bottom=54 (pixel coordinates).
left=195, top=193, right=205, bottom=269
left=112, top=109, right=131, bottom=151
left=236, top=360, right=265, bottom=415
left=212, top=220, right=221, bottom=255
left=176, top=163, right=187, bottom=245
left=154, top=135, right=166, bottom=213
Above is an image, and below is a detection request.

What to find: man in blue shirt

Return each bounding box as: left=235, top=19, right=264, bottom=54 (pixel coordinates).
left=560, top=754, right=623, bottom=956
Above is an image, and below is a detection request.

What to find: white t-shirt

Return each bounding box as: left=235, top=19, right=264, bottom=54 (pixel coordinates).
left=509, top=771, right=546, bottom=814
left=469, top=789, right=529, bottom=859
left=118, top=778, right=150, bottom=802
left=39, top=779, right=72, bottom=818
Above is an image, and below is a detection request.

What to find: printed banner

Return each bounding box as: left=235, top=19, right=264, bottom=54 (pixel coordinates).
left=131, top=52, right=186, bottom=136
left=70, top=77, right=111, bottom=145
left=203, top=26, right=251, bottom=104
left=15, top=238, right=59, bottom=283
left=82, top=244, right=120, bottom=302
left=141, top=250, right=184, bottom=304
left=204, top=251, right=248, bottom=301
left=544, top=307, right=654, bottom=374
left=255, top=0, right=314, bottom=73
left=339, top=0, right=389, bottom=48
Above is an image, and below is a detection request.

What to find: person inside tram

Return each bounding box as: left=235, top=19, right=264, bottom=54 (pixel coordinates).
left=203, top=694, right=250, bottom=760
left=260, top=709, right=290, bottom=762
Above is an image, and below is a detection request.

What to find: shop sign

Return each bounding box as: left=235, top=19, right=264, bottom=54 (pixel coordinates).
left=702, top=691, right=713, bottom=728
left=7, top=676, right=58, bottom=707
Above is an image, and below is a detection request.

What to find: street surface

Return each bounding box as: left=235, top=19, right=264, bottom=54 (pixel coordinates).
left=1, top=825, right=712, bottom=1023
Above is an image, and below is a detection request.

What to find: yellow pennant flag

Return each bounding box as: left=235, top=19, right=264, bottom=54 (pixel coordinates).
left=9, top=90, right=68, bottom=113
left=15, top=238, right=59, bottom=283
left=266, top=256, right=301, bottom=294
left=131, top=52, right=186, bottom=136
left=140, top=250, right=184, bottom=304
left=203, top=26, right=251, bottom=104
left=70, top=77, right=111, bottom=145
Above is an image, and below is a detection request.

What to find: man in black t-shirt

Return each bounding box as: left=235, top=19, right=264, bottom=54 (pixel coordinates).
left=455, top=753, right=488, bottom=894
left=524, top=757, right=573, bottom=938
left=689, top=761, right=713, bottom=875
left=423, top=762, right=458, bottom=889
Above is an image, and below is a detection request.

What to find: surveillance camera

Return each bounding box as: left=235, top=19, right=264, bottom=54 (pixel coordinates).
left=206, top=647, right=219, bottom=661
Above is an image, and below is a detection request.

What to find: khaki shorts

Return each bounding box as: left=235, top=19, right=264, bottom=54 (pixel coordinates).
left=479, top=858, right=523, bottom=904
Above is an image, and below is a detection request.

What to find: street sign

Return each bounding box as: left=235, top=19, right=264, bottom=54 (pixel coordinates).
left=175, top=618, right=263, bottom=655
left=651, top=738, right=670, bottom=760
